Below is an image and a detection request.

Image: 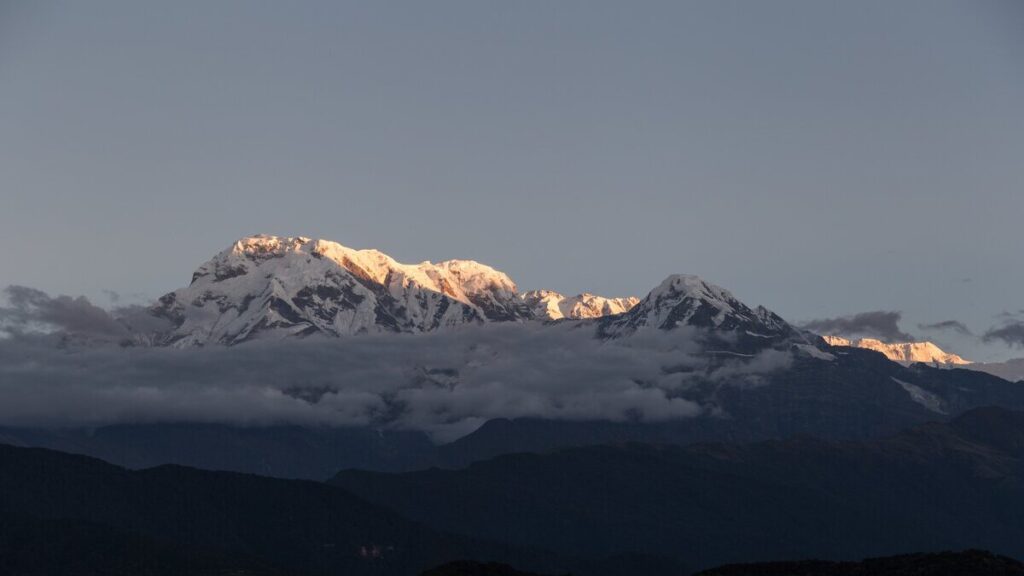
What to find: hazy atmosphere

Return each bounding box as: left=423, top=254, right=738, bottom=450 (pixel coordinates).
left=2, top=0, right=1023, bottom=361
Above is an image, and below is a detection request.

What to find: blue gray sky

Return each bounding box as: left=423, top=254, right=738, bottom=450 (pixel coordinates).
left=1, top=1, right=1022, bottom=360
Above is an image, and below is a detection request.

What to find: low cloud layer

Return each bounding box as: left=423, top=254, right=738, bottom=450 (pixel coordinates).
left=918, top=320, right=972, bottom=336
left=801, top=310, right=912, bottom=342
left=0, top=287, right=793, bottom=442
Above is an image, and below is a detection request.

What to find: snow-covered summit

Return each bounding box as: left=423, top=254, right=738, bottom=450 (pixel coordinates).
left=822, top=335, right=972, bottom=365
left=209, top=235, right=518, bottom=301
left=153, top=235, right=637, bottom=345
left=598, top=274, right=795, bottom=342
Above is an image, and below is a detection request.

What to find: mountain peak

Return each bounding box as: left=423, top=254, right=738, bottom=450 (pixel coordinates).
left=822, top=336, right=972, bottom=365
left=647, top=274, right=740, bottom=314
left=599, top=274, right=796, bottom=344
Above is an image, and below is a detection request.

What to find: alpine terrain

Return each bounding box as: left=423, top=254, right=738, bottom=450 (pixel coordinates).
left=152, top=235, right=641, bottom=346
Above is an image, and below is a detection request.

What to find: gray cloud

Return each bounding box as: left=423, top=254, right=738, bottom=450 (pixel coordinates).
left=801, top=311, right=912, bottom=342
left=0, top=290, right=794, bottom=442
left=983, top=321, right=1024, bottom=348
left=918, top=320, right=972, bottom=336
left=101, top=289, right=152, bottom=306
left=1, top=286, right=173, bottom=345
left=1, top=285, right=131, bottom=339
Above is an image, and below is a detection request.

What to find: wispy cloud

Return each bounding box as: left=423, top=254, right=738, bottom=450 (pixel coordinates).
left=801, top=311, right=912, bottom=342
left=918, top=319, right=972, bottom=336
left=983, top=321, right=1024, bottom=348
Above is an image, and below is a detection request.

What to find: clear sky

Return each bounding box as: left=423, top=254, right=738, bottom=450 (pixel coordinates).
left=1, top=1, right=1022, bottom=360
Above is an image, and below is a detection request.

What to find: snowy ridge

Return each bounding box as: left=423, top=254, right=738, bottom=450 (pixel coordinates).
left=153, top=235, right=639, bottom=346
left=151, top=235, right=804, bottom=348
left=520, top=290, right=640, bottom=320
left=822, top=336, right=971, bottom=365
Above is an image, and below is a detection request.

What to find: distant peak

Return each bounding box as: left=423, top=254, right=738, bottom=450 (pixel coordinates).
left=519, top=290, right=640, bottom=320
left=599, top=273, right=795, bottom=344
left=822, top=335, right=972, bottom=365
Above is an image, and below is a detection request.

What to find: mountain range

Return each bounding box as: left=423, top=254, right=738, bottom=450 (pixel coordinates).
left=821, top=336, right=1024, bottom=383
left=332, top=406, right=1024, bottom=572
left=143, top=234, right=812, bottom=353
left=3, top=234, right=1023, bottom=480
left=4, top=409, right=1024, bottom=575
left=132, top=235, right=1024, bottom=465
left=144, top=235, right=984, bottom=369
left=151, top=235, right=642, bottom=346
left=0, top=442, right=565, bottom=576
left=3, top=234, right=1024, bottom=573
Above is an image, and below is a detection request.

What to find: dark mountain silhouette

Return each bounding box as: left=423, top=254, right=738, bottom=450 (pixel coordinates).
left=0, top=506, right=286, bottom=576
left=0, top=423, right=436, bottom=479
left=420, top=550, right=1024, bottom=576
left=0, top=444, right=564, bottom=576
left=333, top=407, right=1024, bottom=572
left=4, top=411, right=1024, bottom=575
left=420, top=561, right=564, bottom=576
left=696, top=549, right=1024, bottom=576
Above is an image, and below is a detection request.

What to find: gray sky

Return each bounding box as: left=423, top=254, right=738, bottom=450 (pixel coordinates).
left=1, top=0, right=1022, bottom=361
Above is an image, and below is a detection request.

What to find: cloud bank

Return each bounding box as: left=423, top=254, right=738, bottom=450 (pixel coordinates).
left=0, top=287, right=792, bottom=442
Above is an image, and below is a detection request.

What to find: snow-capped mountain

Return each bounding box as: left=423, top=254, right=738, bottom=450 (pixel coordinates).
left=822, top=336, right=972, bottom=365
left=152, top=235, right=641, bottom=346
left=520, top=290, right=640, bottom=320
left=598, top=274, right=797, bottom=344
